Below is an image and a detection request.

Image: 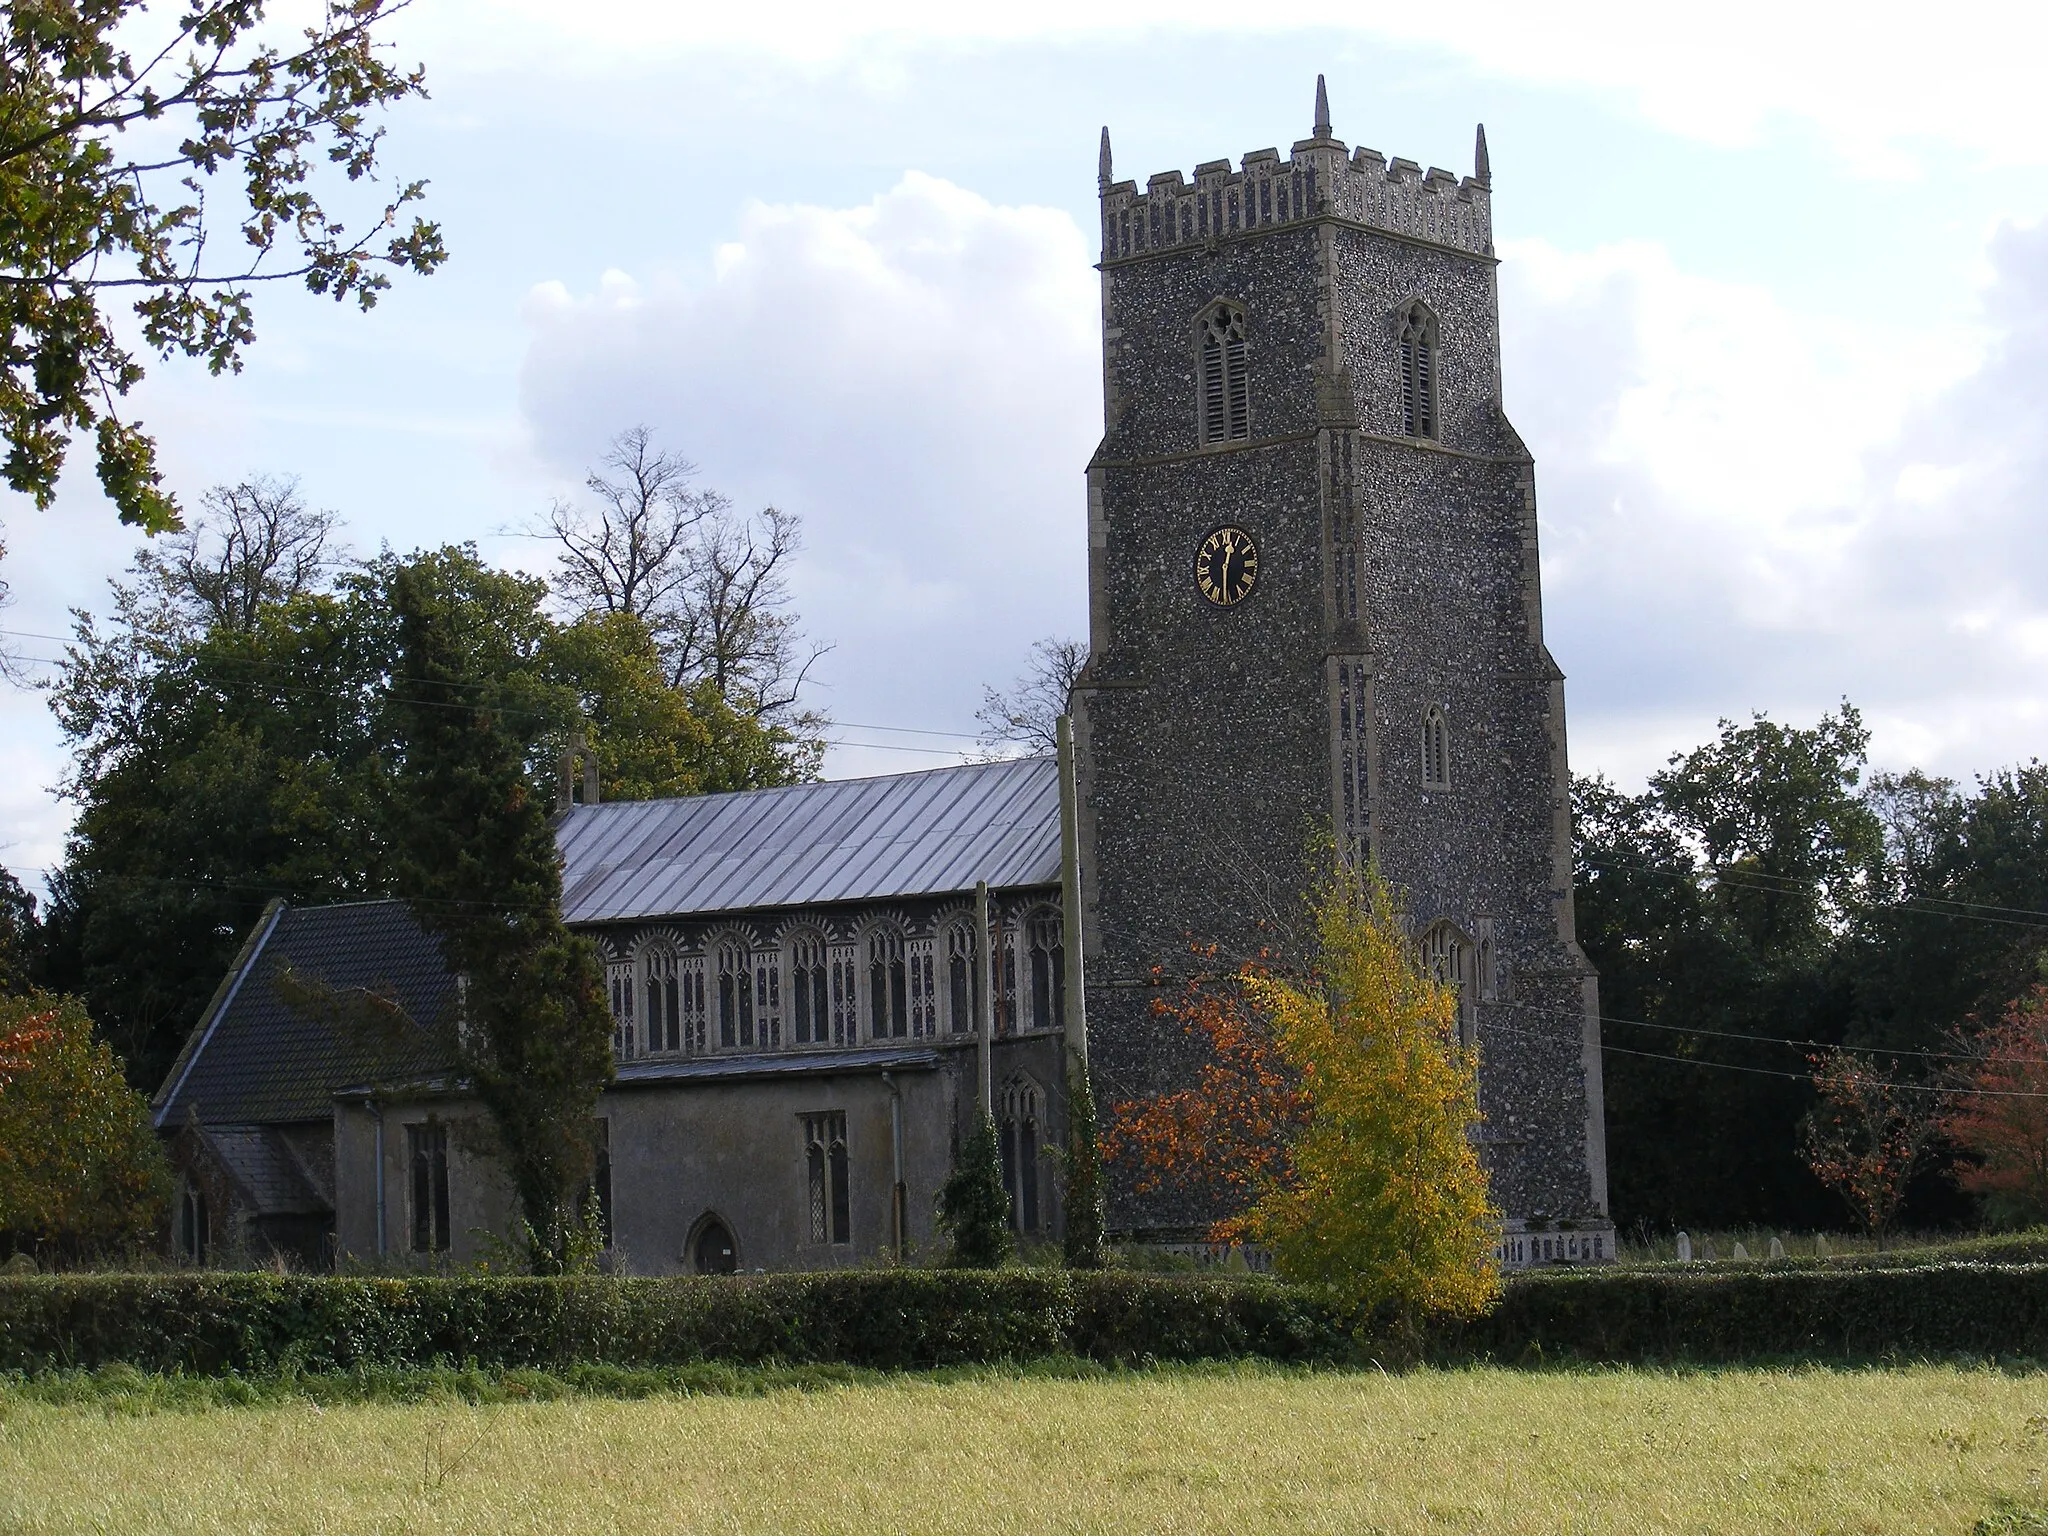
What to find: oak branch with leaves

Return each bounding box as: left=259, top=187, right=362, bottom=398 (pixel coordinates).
left=0, top=0, right=445, bottom=531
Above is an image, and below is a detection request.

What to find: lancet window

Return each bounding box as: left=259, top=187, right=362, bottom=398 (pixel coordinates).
left=999, top=1077, right=1044, bottom=1233
left=1423, top=705, right=1451, bottom=789
left=789, top=932, right=830, bottom=1046
left=944, top=920, right=976, bottom=1034
left=715, top=936, right=755, bottom=1050
left=867, top=925, right=909, bottom=1040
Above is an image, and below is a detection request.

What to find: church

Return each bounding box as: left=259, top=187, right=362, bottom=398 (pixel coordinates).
left=154, top=82, right=1615, bottom=1274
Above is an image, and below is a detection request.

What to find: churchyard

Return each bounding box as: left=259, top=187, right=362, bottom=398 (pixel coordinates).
left=2, top=1361, right=2044, bottom=1533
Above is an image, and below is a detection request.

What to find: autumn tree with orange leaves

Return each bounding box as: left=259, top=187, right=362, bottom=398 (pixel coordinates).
left=0, top=994, right=170, bottom=1261
left=1799, top=1047, right=1937, bottom=1248
left=1941, top=985, right=2048, bottom=1226
left=1107, top=860, right=1500, bottom=1322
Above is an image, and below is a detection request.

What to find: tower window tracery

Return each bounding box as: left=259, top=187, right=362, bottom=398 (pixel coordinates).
left=1398, top=301, right=1439, bottom=439
left=1197, top=302, right=1251, bottom=445
left=1423, top=704, right=1451, bottom=789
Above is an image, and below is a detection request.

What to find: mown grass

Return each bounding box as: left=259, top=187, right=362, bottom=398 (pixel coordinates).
left=1, top=1362, right=2045, bottom=1532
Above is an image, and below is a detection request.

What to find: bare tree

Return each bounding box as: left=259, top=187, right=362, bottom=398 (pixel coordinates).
left=148, top=478, right=342, bottom=633
left=976, top=637, right=1088, bottom=758
left=667, top=503, right=827, bottom=718
left=544, top=427, right=715, bottom=624
left=543, top=428, right=827, bottom=726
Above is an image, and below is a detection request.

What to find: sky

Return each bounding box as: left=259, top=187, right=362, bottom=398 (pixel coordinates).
left=6, top=0, right=2048, bottom=899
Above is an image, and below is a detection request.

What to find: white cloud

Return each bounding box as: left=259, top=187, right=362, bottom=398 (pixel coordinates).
left=407, top=0, right=2048, bottom=172
left=516, top=172, right=1100, bottom=768
left=1503, top=217, right=2048, bottom=784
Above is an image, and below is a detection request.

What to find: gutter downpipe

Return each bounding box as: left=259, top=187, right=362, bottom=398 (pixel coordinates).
left=369, top=1097, right=387, bottom=1260
left=882, top=1071, right=906, bottom=1262
left=974, top=879, right=995, bottom=1115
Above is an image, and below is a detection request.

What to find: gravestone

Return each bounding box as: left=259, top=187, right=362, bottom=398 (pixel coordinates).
left=1732, top=1241, right=1750, bottom=1261
left=1701, top=1238, right=1719, bottom=1261
left=1769, top=1236, right=1785, bottom=1260
left=1815, top=1235, right=1831, bottom=1258
left=1675, top=1231, right=1692, bottom=1262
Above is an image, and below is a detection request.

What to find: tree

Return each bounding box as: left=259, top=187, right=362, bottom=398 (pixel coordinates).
left=0, top=993, right=171, bottom=1260
left=1110, top=861, right=1500, bottom=1323
left=149, top=477, right=341, bottom=633
left=1799, top=1047, right=1937, bottom=1247
left=1573, top=705, right=1886, bottom=1231
left=543, top=425, right=712, bottom=626
left=1941, top=985, right=2048, bottom=1226
left=976, top=637, right=1087, bottom=758
left=0, top=868, right=37, bottom=996
left=0, top=0, right=443, bottom=534
left=542, top=429, right=827, bottom=782
left=384, top=547, right=615, bottom=1273
left=936, top=1111, right=1012, bottom=1267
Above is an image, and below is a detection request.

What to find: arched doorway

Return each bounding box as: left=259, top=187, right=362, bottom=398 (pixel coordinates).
left=690, top=1214, right=737, bottom=1275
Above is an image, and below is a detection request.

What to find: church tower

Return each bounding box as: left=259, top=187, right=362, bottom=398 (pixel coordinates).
left=1073, top=81, right=1613, bottom=1260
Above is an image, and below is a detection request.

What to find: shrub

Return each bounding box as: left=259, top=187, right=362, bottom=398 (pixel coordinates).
left=3, top=1263, right=2048, bottom=1376
left=0, top=994, right=171, bottom=1261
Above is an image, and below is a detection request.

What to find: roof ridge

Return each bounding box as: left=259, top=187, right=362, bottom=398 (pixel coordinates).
left=560, top=754, right=1055, bottom=818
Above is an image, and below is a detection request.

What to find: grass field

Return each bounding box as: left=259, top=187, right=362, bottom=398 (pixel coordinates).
left=2, top=1364, right=2045, bottom=1533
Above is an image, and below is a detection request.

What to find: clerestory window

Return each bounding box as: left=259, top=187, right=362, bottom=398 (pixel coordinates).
left=1198, top=302, right=1251, bottom=445
left=1026, top=909, right=1065, bottom=1032
left=1398, top=302, right=1439, bottom=439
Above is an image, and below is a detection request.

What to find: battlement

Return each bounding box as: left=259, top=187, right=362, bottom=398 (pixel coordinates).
left=1097, top=79, right=1493, bottom=263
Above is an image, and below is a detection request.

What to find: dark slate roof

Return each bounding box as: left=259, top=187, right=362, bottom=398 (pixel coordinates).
left=200, top=1126, right=331, bottom=1216
left=611, top=1046, right=942, bottom=1087
left=153, top=900, right=455, bottom=1130
left=556, top=756, right=1062, bottom=925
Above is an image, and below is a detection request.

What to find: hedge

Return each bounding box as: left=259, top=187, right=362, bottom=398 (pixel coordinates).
left=2, top=1264, right=2046, bottom=1376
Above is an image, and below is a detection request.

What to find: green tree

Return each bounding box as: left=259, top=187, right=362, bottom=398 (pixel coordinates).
left=0, top=868, right=37, bottom=996
left=1575, top=705, right=1884, bottom=1231
left=384, top=547, right=615, bottom=1273
left=936, top=1112, right=1012, bottom=1267
left=0, top=1, right=443, bottom=532
left=0, top=993, right=171, bottom=1260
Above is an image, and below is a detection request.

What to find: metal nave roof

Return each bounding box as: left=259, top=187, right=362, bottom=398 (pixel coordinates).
left=556, top=755, right=1061, bottom=925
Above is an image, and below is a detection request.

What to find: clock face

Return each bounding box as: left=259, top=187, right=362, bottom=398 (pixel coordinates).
left=1195, top=526, right=1259, bottom=607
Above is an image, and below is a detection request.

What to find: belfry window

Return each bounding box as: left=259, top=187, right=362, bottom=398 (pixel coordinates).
left=1422, top=705, right=1451, bottom=789
left=1399, top=302, right=1439, bottom=439
left=1198, top=302, right=1251, bottom=445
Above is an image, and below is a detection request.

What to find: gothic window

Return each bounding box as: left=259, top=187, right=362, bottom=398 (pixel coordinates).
left=606, top=955, right=635, bottom=1057
left=866, top=925, right=908, bottom=1040
left=715, top=937, right=754, bottom=1050
left=1418, top=921, right=1478, bottom=1047
left=1423, top=705, right=1451, bottom=789
left=754, top=948, right=782, bottom=1049
left=992, top=918, right=1019, bottom=1036
left=178, top=1179, right=208, bottom=1266
left=408, top=1120, right=451, bottom=1254
left=999, top=1077, right=1043, bottom=1233
left=678, top=954, right=708, bottom=1054
left=944, top=920, right=976, bottom=1034
left=1398, top=301, right=1439, bottom=439
left=906, top=934, right=937, bottom=1038
left=642, top=944, right=683, bottom=1055
left=803, top=1111, right=850, bottom=1245
left=789, top=931, right=831, bottom=1046
left=828, top=941, right=858, bottom=1045
left=1197, top=302, right=1251, bottom=446
left=1026, top=909, right=1065, bottom=1032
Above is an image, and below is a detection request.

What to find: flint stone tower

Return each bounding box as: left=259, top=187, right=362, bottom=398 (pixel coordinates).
left=1073, top=80, right=1612, bottom=1261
